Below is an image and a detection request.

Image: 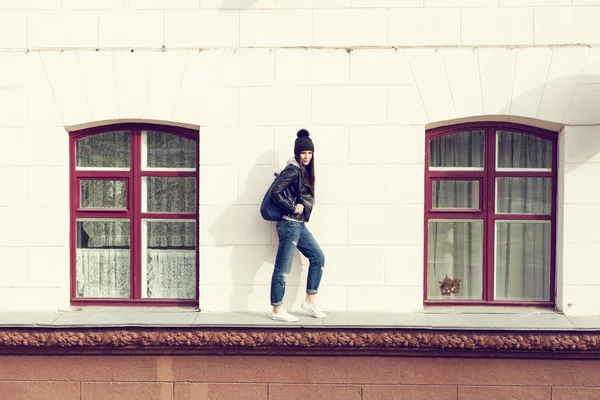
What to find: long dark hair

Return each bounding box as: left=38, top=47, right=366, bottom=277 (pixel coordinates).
left=295, top=153, right=315, bottom=197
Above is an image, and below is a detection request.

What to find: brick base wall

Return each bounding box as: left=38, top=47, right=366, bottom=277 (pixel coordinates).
left=0, top=356, right=599, bottom=399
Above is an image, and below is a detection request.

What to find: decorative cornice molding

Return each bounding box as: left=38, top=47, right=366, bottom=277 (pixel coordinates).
left=1, top=328, right=599, bottom=357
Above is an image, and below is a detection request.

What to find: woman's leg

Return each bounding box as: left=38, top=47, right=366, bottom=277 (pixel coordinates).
left=271, top=220, right=303, bottom=312
left=296, top=226, right=325, bottom=305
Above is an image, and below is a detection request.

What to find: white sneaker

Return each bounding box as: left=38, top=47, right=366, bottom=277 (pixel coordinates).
left=271, top=308, right=299, bottom=323
left=301, top=301, right=327, bottom=319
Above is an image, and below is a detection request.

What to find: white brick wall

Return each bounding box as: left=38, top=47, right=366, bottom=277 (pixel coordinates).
left=388, top=8, right=460, bottom=46
left=1, top=3, right=600, bottom=315
left=312, top=9, right=388, bottom=46
left=0, top=248, right=27, bottom=287
left=0, top=89, right=26, bottom=126
left=27, top=11, right=98, bottom=48
left=99, top=11, right=163, bottom=48
left=0, top=12, right=25, bottom=48
left=0, top=0, right=59, bottom=9
left=164, top=10, right=239, bottom=48
left=0, top=167, right=27, bottom=206
left=535, top=7, right=600, bottom=45
left=478, top=48, right=516, bottom=115
left=240, top=10, right=311, bottom=47
left=41, top=52, right=91, bottom=125
left=239, top=87, right=310, bottom=125
left=275, top=50, right=349, bottom=86
left=462, top=8, right=533, bottom=45
left=312, top=86, right=387, bottom=125
left=350, top=49, right=413, bottom=86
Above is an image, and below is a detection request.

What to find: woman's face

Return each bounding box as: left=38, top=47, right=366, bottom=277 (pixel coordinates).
left=299, top=150, right=313, bottom=166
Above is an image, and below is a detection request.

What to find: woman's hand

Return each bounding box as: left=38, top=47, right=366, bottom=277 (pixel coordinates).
left=294, top=204, right=304, bottom=215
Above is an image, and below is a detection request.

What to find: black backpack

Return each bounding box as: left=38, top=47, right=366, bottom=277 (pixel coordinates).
left=260, top=165, right=301, bottom=221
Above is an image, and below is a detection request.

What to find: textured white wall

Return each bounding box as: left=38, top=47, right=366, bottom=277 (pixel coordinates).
left=0, top=1, right=599, bottom=313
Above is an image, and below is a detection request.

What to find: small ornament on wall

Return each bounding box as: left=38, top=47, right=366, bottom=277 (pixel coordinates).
left=439, top=275, right=461, bottom=296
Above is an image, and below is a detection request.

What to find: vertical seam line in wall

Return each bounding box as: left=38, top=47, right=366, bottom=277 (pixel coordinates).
left=508, top=48, right=518, bottom=116
left=75, top=51, right=93, bottom=121
left=111, top=50, right=120, bottom=118
left=171, top=51, right=190, bottom=120
left=237, top=11, right=241, bottom=49
left=385, top=8, right=389, bottom=47
left=459, top=8, right=462, bottom=46
left=39, top=51, right=65, bottom=126
left=561, top=47, right=591, bottom=122
left=96, top=12, right=100, bottom=49
left=162, top=10, right=165, bottom=50
left=476, top=50, right=484, bottom=115
left=535, top=48, right=553, bottom=119
left=144, top=51, right=152, bottom=119
left=531, top=8, right=535, bottom=46
left=346, top=204, right=349, bottom=250
left=310, top=10, right=313, bottom=47
left=441, top=52, right=456, bottom=117
left=405, top=48, right=430, bottom=123
left=309, top=86, right=312, bottom=125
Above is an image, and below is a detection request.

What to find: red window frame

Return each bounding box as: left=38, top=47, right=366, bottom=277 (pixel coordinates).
left=69, top=123, right=199, bottom=306
left=424, top=122, right=557, bottom=306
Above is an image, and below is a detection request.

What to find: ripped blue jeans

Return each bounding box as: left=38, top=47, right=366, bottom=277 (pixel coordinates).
left=270, top=219, right=325, bottom=306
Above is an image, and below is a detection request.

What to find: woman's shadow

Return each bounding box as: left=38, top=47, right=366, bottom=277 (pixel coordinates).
left=206, top=150, right=303, bottom=314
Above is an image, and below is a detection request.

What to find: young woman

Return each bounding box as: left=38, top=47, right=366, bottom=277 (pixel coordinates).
left=268, top=129, right=326, bottom=322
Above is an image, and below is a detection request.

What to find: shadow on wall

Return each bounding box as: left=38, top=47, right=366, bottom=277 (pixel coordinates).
left=429, top=74, right=600, bottom=170
left=220, top=0, right=259, bottom=10
left=206, top=151, right=303, bottom=312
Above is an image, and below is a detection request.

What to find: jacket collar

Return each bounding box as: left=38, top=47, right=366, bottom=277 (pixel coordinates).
left=286, top=157, right=300, bottom=169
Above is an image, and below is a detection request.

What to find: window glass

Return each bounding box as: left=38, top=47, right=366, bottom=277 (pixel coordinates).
left=76, top=131, right=130, bottom=169
left=429, top=130, right=485, bottom=169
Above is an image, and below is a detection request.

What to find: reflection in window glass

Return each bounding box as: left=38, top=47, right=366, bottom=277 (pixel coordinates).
left=75, top=220, right=130, bottom=298
left=143, top=220, right=196, bottom=299
left=427, top=220, right=483, bottom=300
left=143, top=177, right=196, bottom=214
left=80, top=180, right=127, bottom=209
left=144, top=131, right=196, bottom=169
left=76, top=131, right=130, bottom=169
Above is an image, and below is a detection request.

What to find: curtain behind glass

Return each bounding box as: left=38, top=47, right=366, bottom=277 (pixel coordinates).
left=145, top=221, right=196, bottom=299
left=147, top=249, right=196, bottom=299
left=430, top=130, right=485, bottom=168
left=495, top=130, right=552, bottom=301
left=495, top=222, right=550, bottom=301
left=428, top=220, right=483, bottom=299
left=497, top=131, right=551, bottom=169
left=76, top=248, right=130, bottom=298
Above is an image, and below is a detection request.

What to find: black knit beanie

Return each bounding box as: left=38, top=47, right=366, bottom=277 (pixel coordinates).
left=294, top=129, right=314, bottom=154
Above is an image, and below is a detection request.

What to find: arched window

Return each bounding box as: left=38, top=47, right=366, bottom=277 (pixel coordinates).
left=425, top=123, right=557, bottom=305
left=70, top=124, right=198, bottom=305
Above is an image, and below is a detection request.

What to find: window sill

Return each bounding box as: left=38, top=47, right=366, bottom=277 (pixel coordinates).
left=0, top=306, right=591, bottom=331
left=0, top=308, right=598, bottom=357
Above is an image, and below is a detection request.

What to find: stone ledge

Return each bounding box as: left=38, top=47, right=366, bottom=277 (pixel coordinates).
left=1, top=327, right=599, bottom=358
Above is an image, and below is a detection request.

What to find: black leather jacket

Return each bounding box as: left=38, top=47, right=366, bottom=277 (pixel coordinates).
left=269, top=164, right=314, bottom=222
